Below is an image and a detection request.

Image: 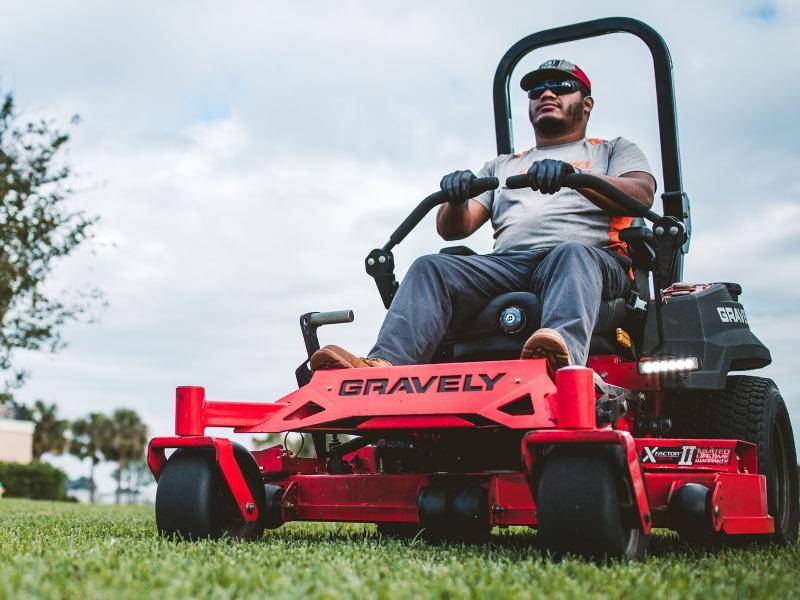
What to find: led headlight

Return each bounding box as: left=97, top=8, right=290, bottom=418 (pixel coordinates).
left=638, top=356, right=699, bottom=375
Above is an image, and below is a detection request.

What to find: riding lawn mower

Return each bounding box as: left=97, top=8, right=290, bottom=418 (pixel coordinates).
left=147, top=17, right=798, bottom=560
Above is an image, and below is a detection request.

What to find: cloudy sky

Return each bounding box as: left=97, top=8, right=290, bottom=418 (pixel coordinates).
left=1, top=1, right=798, bottom=487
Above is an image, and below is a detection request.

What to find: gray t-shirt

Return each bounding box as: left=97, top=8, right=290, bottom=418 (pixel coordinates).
left=473, top=137, right=654, bottom=255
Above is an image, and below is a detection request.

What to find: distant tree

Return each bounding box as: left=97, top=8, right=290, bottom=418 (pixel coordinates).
left=98, top=409, right=148, bottom=504
left=28, top=399, right=68, bottom=459
left=69, top=412, right=110, bottom=503
left=0, top=90, right=102, bottom=389
left=0, top=391, right=16, bottom=418
left=111, top=459, right=153, bottom=505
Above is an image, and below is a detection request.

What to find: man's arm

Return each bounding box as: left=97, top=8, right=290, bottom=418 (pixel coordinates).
left=436, top=200, right=490, bottom=240
left=577, top=171, right=656, bottom=214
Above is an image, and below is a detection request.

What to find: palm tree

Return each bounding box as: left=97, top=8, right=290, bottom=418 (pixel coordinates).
left=69, top=412, right=110, bottom=503
left=30, top=400, right=69, bottom=460
left=99, top=409, right=148, bottom=504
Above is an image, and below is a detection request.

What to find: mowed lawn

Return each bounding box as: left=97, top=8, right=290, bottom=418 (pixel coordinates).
left=0, top=499, right=797, bottom=599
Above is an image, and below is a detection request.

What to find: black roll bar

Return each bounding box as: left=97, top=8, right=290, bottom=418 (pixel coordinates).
left=492, top=17, right=690, bottom=283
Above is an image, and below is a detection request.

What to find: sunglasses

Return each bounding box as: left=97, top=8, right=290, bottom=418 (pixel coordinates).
left=527, top=80, right=585, bottom=99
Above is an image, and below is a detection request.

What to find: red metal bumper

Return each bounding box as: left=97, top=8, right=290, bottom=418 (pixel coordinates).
left=169, top=361, right=617, bottom=436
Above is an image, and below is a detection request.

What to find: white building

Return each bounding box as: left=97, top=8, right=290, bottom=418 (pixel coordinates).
left=0, top=418, right=35, bottom=464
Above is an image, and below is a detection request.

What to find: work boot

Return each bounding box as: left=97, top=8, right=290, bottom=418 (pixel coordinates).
left=520, top=328, right=572, bottom=370
left=310, top=344, right=393, bottom=370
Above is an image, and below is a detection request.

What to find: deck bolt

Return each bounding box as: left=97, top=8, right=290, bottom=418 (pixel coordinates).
left=378, top=255, right=387, bottom=264
left=514, top=378, right=521, bottom=384
left=669, top=226, right=679, bottom=236
left=245, top=501, right=255, bottom=514
left=714, top=505, right=720, bottom=517
left=655, top=226, right=664, bottom=235
left=367, top=258, right=375, bottom=266
left=326, top=385, right=333, bottom=391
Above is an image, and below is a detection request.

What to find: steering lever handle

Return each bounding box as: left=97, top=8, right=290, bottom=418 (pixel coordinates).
left=505, top=172, right=661, bottom=223
left=385, top=177, right=499, bottom=250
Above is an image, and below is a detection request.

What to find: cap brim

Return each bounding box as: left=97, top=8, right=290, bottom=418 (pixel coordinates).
left=520, top=68, right=585, bottom=92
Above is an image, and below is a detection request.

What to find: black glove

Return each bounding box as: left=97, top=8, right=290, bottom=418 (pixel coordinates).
left=526, top=159, right=578, bottom=194
left=440, top=170, right=476, bottom=205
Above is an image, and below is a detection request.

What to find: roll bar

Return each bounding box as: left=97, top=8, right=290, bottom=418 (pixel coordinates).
left=492, top=17, right=690, bottom=283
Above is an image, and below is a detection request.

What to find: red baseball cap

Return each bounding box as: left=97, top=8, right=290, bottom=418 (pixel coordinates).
left=520, top=59, right=591, bottom=94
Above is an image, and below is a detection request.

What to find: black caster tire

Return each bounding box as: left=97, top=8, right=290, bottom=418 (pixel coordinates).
left=536, top=450, right=648, bottom=561
left=418, top=483, right=491, bottom=543
left=155, top=443, right=267, bottom=540
left=669, top=376, right=799, bottom=545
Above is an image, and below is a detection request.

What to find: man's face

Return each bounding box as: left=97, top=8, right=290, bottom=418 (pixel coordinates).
left=528, top=80, right=590, bottom=136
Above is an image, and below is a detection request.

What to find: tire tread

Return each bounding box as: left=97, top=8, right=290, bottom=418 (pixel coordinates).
left=667, top=375, right=798, bottom=544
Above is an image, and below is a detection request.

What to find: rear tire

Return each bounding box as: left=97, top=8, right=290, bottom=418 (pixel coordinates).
left=669, top=376, right=799, bottom=545
left=536, top=450, right=648, bottom=561
left=155, top=443, right=267, bottom=540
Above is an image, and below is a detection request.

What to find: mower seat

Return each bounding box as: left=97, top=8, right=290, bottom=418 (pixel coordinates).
left=440, top=291, right=628, bottom=362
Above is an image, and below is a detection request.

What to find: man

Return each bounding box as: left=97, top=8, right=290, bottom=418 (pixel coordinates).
left=311, top=59, right=656, bottom=371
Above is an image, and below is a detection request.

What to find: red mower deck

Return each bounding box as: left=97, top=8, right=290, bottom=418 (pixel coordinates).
left=148, top=359, right=774, bottom=537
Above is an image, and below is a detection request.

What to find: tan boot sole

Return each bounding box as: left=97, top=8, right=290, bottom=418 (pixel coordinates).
left=520, top=328, right=572, bottom=370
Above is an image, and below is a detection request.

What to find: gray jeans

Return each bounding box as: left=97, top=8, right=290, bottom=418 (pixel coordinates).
left=368, top=241, right=629, bottom=366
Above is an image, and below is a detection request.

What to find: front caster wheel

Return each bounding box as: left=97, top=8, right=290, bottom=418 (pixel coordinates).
left=536, top=450, right=648, bottom=561
left=155, top=443, right=267, bottom=540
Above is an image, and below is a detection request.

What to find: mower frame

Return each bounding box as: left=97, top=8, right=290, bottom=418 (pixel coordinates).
left=149, top=17, right=795, bottom=556
left=148, top=358, right=773, bottom=537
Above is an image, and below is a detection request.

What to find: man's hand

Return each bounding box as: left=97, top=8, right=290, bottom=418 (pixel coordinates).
left=440, top=170, right=476, bottom=205
left=526, top=159, right=579, bottom=194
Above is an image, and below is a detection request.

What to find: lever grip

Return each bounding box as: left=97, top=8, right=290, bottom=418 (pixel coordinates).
left=505, top=174, right=531, bottom=190
left=307, top=310, right=354, bottom=327
left=467, top=176, right=499, bottom=199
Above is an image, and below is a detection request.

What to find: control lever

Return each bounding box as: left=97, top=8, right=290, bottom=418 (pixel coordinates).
left=295, top=310, right=355, bottom=387
left=366, top=177, right=499, bottom=308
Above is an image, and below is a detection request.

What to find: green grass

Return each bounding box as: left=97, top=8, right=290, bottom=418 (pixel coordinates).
left=0, top=499, right=797, bottom=599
